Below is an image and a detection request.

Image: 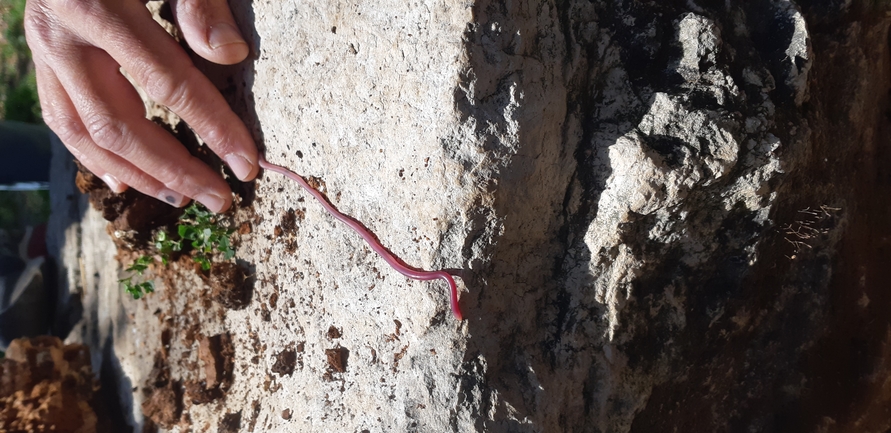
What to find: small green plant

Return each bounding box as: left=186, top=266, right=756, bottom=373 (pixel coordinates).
left=171, top=203, right=235, bottom=270
left=119, top=255, right=155, bottom=300
left=121, top=203, right=235, bottom=299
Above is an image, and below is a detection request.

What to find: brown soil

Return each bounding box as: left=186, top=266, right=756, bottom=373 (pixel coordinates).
left=209, top=262, right=250, bottom=310
left=218, top=411, right=242, bottom=433
left=271, top=348, right=298, bottom=377
left=141, top=352, right=182, bottom=429
left=142, top=332, right=234, bottom=428
left=325, top=347, right=348, bottom=373
left=73, top=124, right=255, bottom=428
left=277, top=207, right=304, bottom=254
left=184, top=379, right=222, bottom=405
left=0, top=336, right=100, bottom=433
left=74, top=118, right=228, bottom=251
left=141, top=380, right=183, bottom=429
left=197, top=333, right=235, bottom=391
left=326, top=325, right=342, bottom=340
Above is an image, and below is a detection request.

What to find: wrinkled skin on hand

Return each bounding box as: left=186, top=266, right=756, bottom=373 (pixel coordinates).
left=25, top=0, right=258, bottom=213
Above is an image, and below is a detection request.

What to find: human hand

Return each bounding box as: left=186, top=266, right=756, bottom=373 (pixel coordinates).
left=24, top=0, right=258, bottom=213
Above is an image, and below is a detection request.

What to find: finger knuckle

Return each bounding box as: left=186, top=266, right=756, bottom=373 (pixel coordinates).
left=84, top=114, right=130, bottom=154
left=23, top=4, right=49, bottom=39
left=43, top=110, right=85, bottom=144
left=139, top=66, right=194, bottom=110
left=24, top=1, right=90, bottom=59
left=194, top=121, right=231, bottom=152
left=46, top=0, right=96, bottom=19
left=181, top=105, right=245, bottom=155
left=176, top=0, right=201, bottom=16
left=24, top=4, right=60, bottom=50
left=157, top=166, right=189, bottom=191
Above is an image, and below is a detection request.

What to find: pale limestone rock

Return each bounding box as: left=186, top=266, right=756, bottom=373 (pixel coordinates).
left=47, top=1, right=891, bottom=432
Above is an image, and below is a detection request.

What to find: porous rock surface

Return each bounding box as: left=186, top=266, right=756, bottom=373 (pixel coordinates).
left=48, top=0, right=891, bottom=432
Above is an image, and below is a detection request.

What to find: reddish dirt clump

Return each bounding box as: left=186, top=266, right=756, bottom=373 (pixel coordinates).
left=142, top=381, right=183, bottom=428
left=326, top=326, right=342, bottom=340
left=0, top=336, right=99, bottom=433
left=73, top=118, right=225, bottom=250
left=278, top=208, right=304, bottom=253
left=198, top=333, right=234, bottom=391
left=209, top=262, right=250, bottom=309
left=141, top=352, right=183, bottom=428
left=143, top=333, right=234, bottom=426
left=184, top=332, right=236, bottom=404
left=184, top=380, right=221, bottom=405
left=325, top=347, right=348, bottom=373
left=271, top=348, right=298, bottom=377
left=218, top=411, right=242, bottom=433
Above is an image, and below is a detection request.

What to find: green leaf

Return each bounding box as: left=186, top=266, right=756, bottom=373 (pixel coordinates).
left=121, top=256, right=157, bottom=299
left=183, top=202, right=211, bottom=221
left=194, top=255, right=212, bottom=271
left=125, top=255, right=152, bottom=274
left=123, top=280, right=142, bottom=299
left=121, top=202, right=238, bottom=303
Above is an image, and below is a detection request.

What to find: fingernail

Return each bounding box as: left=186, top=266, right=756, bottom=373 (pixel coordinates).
left=102, top=174, right=126, bottom=193
left=158, top=189, right=185, bottom=207
left=196, top=193, right=227, bottom=213
left=208, top=22, right=246, bottom=49
left=224, top=154, right=254, bottom=181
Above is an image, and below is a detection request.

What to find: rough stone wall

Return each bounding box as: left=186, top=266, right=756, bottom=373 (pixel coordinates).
left=220, top=0, right=891, bottom=431
left=49, top=0, right=891, bottom=432
left=457, top=1, right=799, bottom=431
left=448, top=1, right=888, bottom=431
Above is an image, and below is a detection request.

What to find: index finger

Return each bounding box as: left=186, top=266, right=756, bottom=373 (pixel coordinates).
left=62, top=0, right=259, bottom=181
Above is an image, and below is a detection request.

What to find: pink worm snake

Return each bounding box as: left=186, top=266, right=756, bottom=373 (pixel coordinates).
left=258, top=156, right=463, bottom=320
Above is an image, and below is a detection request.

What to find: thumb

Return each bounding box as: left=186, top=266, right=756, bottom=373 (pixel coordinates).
left=171, top=0, right=249, bottom=65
